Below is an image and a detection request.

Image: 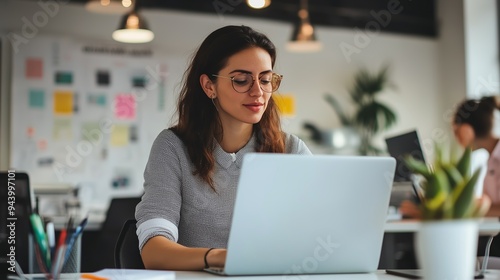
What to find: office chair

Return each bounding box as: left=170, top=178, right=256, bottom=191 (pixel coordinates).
left=0, top=172, right=33, bottom=274
left=115, top=219, right=144, bottom=269
left=85, top=197, right=141, bottom=270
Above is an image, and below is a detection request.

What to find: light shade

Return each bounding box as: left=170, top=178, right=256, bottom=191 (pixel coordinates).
left=286, top=20, right=322, bottom=52
left=286, top=0, right=322, bottom=53
left=112, top=11, right=154, bottom=43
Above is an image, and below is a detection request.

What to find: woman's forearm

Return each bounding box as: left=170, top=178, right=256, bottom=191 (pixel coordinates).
left=141, top=236, right=225, bottom=270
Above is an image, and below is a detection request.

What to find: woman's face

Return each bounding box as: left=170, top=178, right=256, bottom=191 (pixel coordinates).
left=207, top=47, right=274, bottom=127
left=453, top=123, right=475, bottom=148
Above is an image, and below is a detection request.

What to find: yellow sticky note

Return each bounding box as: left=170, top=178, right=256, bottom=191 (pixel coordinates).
left=274, top=94, right=295, bottom=116
left=111, top=124, right=129, bottom=147
left=54, top=91, right=73, bottom=115
left=53, top=118, right=73, bottom=141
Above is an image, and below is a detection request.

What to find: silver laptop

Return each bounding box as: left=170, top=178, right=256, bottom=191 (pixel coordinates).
left=206, top=153, right=396, bottom=276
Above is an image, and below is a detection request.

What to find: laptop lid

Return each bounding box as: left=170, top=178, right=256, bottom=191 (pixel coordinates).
left=223, top=153, right=396, bottom=275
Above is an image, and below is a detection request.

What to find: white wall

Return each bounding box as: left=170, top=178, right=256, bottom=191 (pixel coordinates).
left=464, top=0, right=499, bottom=99
left=0, top=0, right=445, bottom=148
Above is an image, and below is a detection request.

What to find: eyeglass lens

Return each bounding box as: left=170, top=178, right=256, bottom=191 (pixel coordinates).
left=231, top=73, right=281, bottom=93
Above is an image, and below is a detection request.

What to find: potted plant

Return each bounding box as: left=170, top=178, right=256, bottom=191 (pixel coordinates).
left=405, top=145, right=489, bottom=280
left=324, top=65, right=397, bottom=155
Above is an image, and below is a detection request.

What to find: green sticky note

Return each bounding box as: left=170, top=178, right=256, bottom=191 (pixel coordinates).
left=29, top=89, right=45, bottom=108
left=55, top=71, right=73, bottom=85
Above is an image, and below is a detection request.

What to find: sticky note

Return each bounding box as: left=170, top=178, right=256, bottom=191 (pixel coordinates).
left=114, top=94, right=136, bottom=120
left=97, top=70, right=110, bottom=86
left=29, top=89, right=45, bottom=108
left=26, top=58, right=43, bottom=79
left=274, top=94, right=295, bottom=116
left=53, top=118, right=72, bottom=141
left=55, top=71, right=73, bottom=85
left=54, top=91, right=73, bottom=115
left=110, top=124, right=129, bottom=147
left=88, top=93, right=107, bottom=106
left=132, top=76, right=146, bottom=88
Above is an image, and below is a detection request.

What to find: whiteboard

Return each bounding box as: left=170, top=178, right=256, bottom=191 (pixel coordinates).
left=10, top=35, right=184, bottom=209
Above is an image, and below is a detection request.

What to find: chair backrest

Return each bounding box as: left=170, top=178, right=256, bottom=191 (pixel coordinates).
left=97, top=197, right=141, bottom=268
left=114, top=219, right=144, bottom=269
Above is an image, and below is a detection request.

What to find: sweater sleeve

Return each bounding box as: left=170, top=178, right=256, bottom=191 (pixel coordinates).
left=285, top=133, right=312, bottom=155
left=135, top=129, right=184, bottom=251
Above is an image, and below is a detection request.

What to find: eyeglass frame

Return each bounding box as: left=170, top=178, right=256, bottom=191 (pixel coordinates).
left=211, top=72, right=283, bottom=93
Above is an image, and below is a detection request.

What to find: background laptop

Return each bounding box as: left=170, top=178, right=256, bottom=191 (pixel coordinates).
left=207, top=153, right=396, bottom=276
left=384, top=130, right=426, bottom=205
left=384, top=130, right=426, bottom=183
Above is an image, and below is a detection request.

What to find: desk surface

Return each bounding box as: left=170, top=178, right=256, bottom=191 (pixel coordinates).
left=50, top=216, right=500, bottom=234
left=385, top=218, right=500, bottom=235
left=13, top=270, right=500, bottom=280
left=172, top=270, right=500, bottom=280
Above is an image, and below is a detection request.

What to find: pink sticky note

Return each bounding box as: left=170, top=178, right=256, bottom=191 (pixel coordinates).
left=114, top=94, right=136, bottom=119
left=26, top=58, right=43, bottom=79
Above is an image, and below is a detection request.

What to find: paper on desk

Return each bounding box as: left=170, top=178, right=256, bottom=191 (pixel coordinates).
left=90, top=269, right=175, bottom=280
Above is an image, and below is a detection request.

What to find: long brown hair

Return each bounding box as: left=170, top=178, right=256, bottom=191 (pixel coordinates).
left=171, top=25, right=285, bottom=190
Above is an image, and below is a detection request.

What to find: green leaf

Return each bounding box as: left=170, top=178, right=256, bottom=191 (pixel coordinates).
left=404, top=156, right=431, bottom=178
left=324, top=94, right=352, bottom=126
left=442, top=165, right=463, bottom=191
left=456, top=147, right=472, bottom=177
left=452, top=168, right=481, bottom=218
left=424, top=169, right=450, bottom=204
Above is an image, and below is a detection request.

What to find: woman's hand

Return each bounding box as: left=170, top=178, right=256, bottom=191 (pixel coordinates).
left=206, top=248, right=227, bottom=268
left=398, top=200, right=422, bottom=219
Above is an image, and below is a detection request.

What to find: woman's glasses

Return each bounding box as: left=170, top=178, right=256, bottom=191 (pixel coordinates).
left=212, top=72, right=283, bottom=93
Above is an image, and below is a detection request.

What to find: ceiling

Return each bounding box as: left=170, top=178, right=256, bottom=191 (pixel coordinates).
left=70, top=0, right=437, bottom=37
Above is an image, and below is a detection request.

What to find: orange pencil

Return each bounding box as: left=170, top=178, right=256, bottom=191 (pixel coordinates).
left=80, top=273, right=110, bottom=280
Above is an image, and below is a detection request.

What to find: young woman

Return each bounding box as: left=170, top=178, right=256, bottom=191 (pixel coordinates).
left=453, top=96, right=499, bottom=215
left=135, top=25, right=311, bottom=270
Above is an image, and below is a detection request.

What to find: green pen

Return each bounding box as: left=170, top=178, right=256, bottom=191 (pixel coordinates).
left=29, top=214, right=51, bottom=269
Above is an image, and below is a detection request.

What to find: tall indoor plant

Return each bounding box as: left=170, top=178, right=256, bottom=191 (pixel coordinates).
left=325, top=65, right=397, bottom=155
left=405, top=145, right=489, bottom=280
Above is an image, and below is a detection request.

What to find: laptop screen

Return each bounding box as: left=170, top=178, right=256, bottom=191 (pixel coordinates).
left=385, top=130, right=426, bottom=182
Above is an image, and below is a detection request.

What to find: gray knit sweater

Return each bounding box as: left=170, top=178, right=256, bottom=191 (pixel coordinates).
left=135, top=129, right=311, bottom=251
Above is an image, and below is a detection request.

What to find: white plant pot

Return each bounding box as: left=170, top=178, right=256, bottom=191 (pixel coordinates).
left=416, top=219, right=479, bottom=280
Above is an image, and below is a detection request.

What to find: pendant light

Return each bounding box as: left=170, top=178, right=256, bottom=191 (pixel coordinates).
left=112, top=1, right=154, bottom=44
left=286, top=0, right=322, bottom=53
left=246, top=0, right=271, bottom=9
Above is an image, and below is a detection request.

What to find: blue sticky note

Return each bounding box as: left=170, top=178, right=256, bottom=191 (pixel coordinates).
left=29, top=89, right=45, bottom=108
left=96, top=94, right=107, bottom=106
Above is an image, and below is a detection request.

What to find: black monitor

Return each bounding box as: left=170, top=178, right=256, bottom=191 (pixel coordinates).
left=0, top=171, right=33, bottom=275
left=385, top=130, right=426, bottom=182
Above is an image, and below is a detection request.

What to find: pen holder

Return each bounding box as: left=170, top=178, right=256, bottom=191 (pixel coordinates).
left=30, top=233, right=81, bottom=279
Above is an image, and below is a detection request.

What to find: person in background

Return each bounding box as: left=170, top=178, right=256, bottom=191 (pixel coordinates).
left=135, top=25, right=311, bottom=270
left=399, top=96, right=500, bottom=258
left=453, top=96, right=499, bottom=216
left=400, top=96, right=499, bottom=218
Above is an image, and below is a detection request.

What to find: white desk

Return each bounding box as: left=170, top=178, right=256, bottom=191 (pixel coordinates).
left=380, top=218, right=500, bottom=269
left=175, top=270, right=500, bottom=280
left=11, top=270, right=500, bottom=280
left=385, top=218, right=500, bottom=236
